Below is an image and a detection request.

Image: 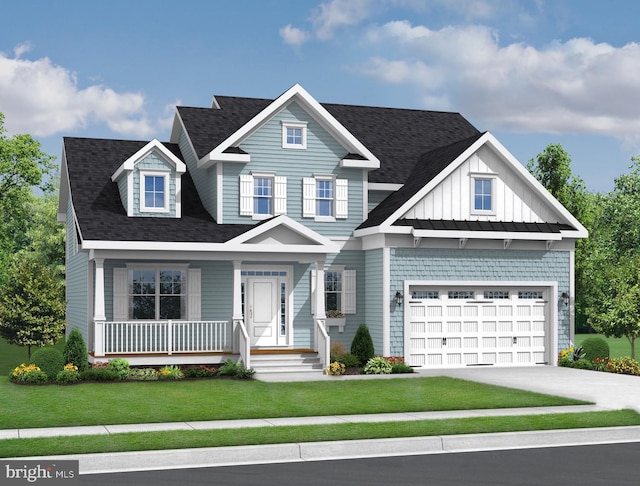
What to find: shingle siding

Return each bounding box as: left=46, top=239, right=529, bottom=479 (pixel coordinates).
left=389, top=248, right=571, bottom=356
left=132, top=152, right=177, bottom=217
left=364, top=249, right=385, bottom=354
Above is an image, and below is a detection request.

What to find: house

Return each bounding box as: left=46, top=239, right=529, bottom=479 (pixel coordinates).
left=58, top=84, right=587, bottom=371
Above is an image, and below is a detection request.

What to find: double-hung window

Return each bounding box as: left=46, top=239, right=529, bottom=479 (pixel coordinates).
left=303, top=176, right=348, bottom=220
left=140, top=171, right=169, bottom=213
left=253, top=176, right=273, bottom=216
left=240, top=173, right=287, bottom=218
left=129, top=268, right=186, bottom=320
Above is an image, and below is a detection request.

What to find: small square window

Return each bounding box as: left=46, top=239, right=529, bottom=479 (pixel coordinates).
left=282, top=121, right=307, bottom=149
left=473, top=178, right=492, bottom=212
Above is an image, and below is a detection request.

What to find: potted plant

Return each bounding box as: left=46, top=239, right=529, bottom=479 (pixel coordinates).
left=325, top=310, right=346, bottom=332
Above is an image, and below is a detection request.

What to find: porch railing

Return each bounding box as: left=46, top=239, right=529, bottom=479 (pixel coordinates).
left=233, top=319, right=250, bottom=369
left=96, top=320, right=231, bottom=356
left=314, top=317, right=330, bottom=370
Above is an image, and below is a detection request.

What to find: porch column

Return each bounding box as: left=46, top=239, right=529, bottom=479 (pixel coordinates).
left=232, top=261, right=243, bottom=320
left=314, top=260, right=326, bottom=318
left=93, top=258, right=106, bottom=357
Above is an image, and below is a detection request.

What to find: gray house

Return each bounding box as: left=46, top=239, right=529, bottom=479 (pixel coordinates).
left=58, top=84, right=587, bottom=371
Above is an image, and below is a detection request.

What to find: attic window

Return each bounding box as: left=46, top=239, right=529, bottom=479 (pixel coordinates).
left=282, top=121, right=307, bottom=149
left=141, top=171, right=169, bottom=213
left=471, top=174, right=496, bottom=215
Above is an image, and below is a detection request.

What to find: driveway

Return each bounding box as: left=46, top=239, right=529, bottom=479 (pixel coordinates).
left=416, top=366, right=640, bottom=412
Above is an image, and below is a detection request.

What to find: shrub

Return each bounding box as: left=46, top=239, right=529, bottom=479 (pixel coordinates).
left=351, top=324, right=375, bottom=367
left=127, top=368, right=159, bottom=381
left=63, top=329, right=89, bottom=372
left=158, top=365, right=185, bottom=380
left=334, top=352, right=360, bottom=369
left=78, top=368, right=119, bottom=381
left=217, top=359, right=255, bottom=379
left=31, top=347, right=65, bottom=381
left=106, top=358, right=130, bottom=380
left=56, top=364, right=80, bottom=384
left=329, top=342, right=347, bottom=362
left=235, top=365, right=256, bottom=380
left=326, top=361, right=346, bottom=376
left=570, top=359, right=594, bottom=370
left=606, top=357, right=640, bottom=376
left=581, top=337, right=610, bottom=362
left=183, top=365, right=218, bottom=378
left=10, top=363, right=48, bottom=384
left=391, top=362, right=414, bottom=374
left=363, top=356, right=392, bottom=374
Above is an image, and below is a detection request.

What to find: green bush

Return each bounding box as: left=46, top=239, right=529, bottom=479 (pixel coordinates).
left=183, top=365, right=218, bottom=378
left=79, top=368, right=119, bottom=381
left=391, top=362, right=414, bottom=374
left=335, top=352, right=360, bottom=368
left=56, top=369, right=81, bottom=384
left=363, top=356, right=392, bottom=374
left=63, top=328, right=89, bottom=372
left=10, top=363, right=48, bottom=384
left=127, top=368, right=159, bottom=381
left=217, top=359, right=255, bottom=379
left=31, top=347, right=65, bottom=381
left=20, top=369, right=49, bottom=384
left=106, top=358, right=130, bottom=380
left=351, top=324, right=375, bottom=367
left=581, top=337, right=610, bottom=362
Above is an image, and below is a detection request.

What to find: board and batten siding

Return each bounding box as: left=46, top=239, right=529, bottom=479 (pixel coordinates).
left=388, top=248, right=571, bottom=356
left=402, top=146, right=559, bottom=223
left=131, top=152, right=177, bottom=218
left=222, top=101, right=364, bottom=237
left=178, top=129, right=217, bottom=219
left=65, top=196, right=89, bottom=345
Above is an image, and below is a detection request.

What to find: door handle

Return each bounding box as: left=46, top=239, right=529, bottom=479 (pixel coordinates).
left=442, top=337, right=447, bottom=346
left=249, top=305, right=253, bottom=319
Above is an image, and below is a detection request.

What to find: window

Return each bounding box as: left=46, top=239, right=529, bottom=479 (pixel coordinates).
left=448, top=290, right=475, bottom=300
left=282, top=121, right=307, bottom=149
left=129, top=269, right=185, bottom=320
left=518, top=291, right=544, bottom=299
left=141, top=172, right=169, bottom=212
left=325, top=271, right=342, bottom=313
left=240, top=174, right=286, bottom=218
left=484, top=291, right=510, bottom=299
left=311, top=269, right=356, bottom=316
left=303, top=177, right=348, bottom=220
left=473, top=177, right=492, bottom=212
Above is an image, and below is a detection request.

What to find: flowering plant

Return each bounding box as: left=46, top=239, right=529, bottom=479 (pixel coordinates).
left=158, top=365, right=185, bottom=380
left=10, top=363, right=48, bottom=384
left=326, top=310, right=344, bottom=318
left=56, top=363, right=80, bottom=384
left=325, top=361, right=346, bottom=376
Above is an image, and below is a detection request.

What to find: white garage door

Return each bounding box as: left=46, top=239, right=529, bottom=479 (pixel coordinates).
left=407, top=286, right=549, bottom=368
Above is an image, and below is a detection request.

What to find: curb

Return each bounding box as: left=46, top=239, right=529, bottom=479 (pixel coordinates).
left=14, top=426, right=640, bottom=475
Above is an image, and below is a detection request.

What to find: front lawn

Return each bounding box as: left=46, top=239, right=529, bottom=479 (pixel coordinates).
left=0, top=376, right=587, bottom=430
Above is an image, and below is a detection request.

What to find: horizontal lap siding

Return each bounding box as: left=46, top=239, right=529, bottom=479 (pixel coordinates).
left=65, top=196, right=89, bottom=344
left=389, top=248, right=571, bottom=356
left=223, top=102, right=363, bottom=237
left=179, top=129, right=217, bottom=219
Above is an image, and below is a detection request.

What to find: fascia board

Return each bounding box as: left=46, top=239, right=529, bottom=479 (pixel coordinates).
left=369, top=183, right=403, bottom=191
left=199, top=151, right=251, bottom=168
left=57, top=145, right=70, bottom=222
left=410, top=229, right=563, bottom=240
left=204, top=83, right=380, bottom=170
left=378, top=134, right=489, bottom=231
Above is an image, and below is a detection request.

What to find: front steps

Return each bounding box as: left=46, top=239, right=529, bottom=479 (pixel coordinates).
left=250, top=352, right=325, bottom=374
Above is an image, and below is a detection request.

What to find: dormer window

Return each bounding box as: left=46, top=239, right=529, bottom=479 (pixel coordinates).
left=282, top=121, right=307, bottom=149
left=141, top=171, right=169, bottom=213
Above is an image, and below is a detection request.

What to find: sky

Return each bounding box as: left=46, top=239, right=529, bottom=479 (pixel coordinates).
left=2, top=0, right=640, bottom=193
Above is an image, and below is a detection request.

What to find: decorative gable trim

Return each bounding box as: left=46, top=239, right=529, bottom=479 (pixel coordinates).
left=111, top=139, right=186, bottom=181
left=199, top=84, right=380, bottom=170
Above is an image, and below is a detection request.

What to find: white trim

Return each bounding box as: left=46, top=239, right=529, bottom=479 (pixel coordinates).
left=470, top=173, right=497, bottom=216
left=281, top=121, right=308, bottom=149
left=200, top=84, right=380, bottom=170
left=140, top=171, right=170, bottom=213
left=368, top=183, right=403, bottom=191
left=216, top=162, right=224, bottom=223
left=363, top=175, right=368, bottom=222
left=111, top=139, right=186, bottom=181
left=383, top=247, right=391, bottom=357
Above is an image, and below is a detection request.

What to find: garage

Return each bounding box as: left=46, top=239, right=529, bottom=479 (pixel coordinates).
left=405, top=283, right=555, bottom=368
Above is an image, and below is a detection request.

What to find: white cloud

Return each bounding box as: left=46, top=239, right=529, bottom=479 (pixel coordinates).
left=0, top=46, right=161, bottom=138
left=280, top=24, right=311, bottom=46
left=311, top=0, right=375, bottom=40
left=358, top=20, right=640, bottom=139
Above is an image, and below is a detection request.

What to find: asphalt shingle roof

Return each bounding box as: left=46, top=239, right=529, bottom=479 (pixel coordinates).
left=63, top=137, right=250, bottom=243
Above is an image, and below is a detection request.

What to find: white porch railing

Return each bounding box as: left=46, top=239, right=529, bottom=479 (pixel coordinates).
left=233, top=319, right=250, bottom=369
left=96, top=320, right=230, bottom=356
left=314, top=318, right=330, bottom=370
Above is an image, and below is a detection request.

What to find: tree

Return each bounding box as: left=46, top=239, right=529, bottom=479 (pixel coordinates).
left=0, top=253, right=65, bottom=360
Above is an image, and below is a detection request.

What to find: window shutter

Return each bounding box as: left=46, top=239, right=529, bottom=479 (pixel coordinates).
left=303, top=177, right=316, bottom=217
left=113, top=268, right=128, bottom=321
left=274, top=176, right=287, bottom=215
left=310, top=269, right=316, bottom=315
left=336, top=178, right=348, bottom=219
left=240, top=174, right=254, bottom=216
left=343, top=270, right=356, bottom=314
left=187, top=268, right=201, bottom=321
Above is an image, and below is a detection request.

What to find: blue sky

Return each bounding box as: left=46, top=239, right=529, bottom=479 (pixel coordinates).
left=2, top=0, right=640, bottom=192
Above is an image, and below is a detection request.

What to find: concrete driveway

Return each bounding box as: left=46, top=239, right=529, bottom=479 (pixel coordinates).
left=416, top=366, right=640, bottom=412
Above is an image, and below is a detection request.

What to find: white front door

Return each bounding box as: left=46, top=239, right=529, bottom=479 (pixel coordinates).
left=246, top=276, right=280, bottom=347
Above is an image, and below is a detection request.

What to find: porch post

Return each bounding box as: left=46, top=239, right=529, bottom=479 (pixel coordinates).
left=314, top=261, right=326, bottom=318
left=232, top=261, right=243, bottom=353
left=93, top=258, right=106, bottom=357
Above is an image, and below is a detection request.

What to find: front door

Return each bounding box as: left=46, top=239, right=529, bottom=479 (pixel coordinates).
left=246, top=276, right=280, bottom=347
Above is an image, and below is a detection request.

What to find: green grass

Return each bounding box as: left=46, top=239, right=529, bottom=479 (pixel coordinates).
left=0, top=337, right=65, bottom=375
left=2, top=410, right=638, bottom=458
left=575, top=334, right=635, bottom=359
left=0, top=376, right=587, bottom=430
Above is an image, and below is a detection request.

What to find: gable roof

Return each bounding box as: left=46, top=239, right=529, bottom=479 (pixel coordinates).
left=174, top=85, right=480, bottom=184
left=62, top=137, right=249, bottom=244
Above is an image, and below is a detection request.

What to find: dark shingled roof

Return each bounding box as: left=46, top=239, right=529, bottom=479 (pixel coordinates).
left=359, top=133, right=485, bottom=229
left=178, top=96, right=481, bottom=185
left=394, top=219, right=575, bottom=233
left=63, top=137, right=250, bottom=243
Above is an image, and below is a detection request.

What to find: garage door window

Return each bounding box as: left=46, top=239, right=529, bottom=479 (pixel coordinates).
left=448, top=290, right=474, bottom=299
left=518, top=291, right=544, bottom=299
left=412, top=290, right=439, bottom=299
left=484, top=291, right=510, bottom=299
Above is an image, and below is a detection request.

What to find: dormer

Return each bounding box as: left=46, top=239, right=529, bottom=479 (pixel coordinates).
left=110, top=139, right=186, bottom=218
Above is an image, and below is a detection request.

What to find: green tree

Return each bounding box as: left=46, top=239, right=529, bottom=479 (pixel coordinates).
left=0, top=253, right=65, bottom=360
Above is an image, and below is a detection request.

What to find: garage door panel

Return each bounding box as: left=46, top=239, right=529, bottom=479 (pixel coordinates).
left=407, top=286, right=549, bottom=368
